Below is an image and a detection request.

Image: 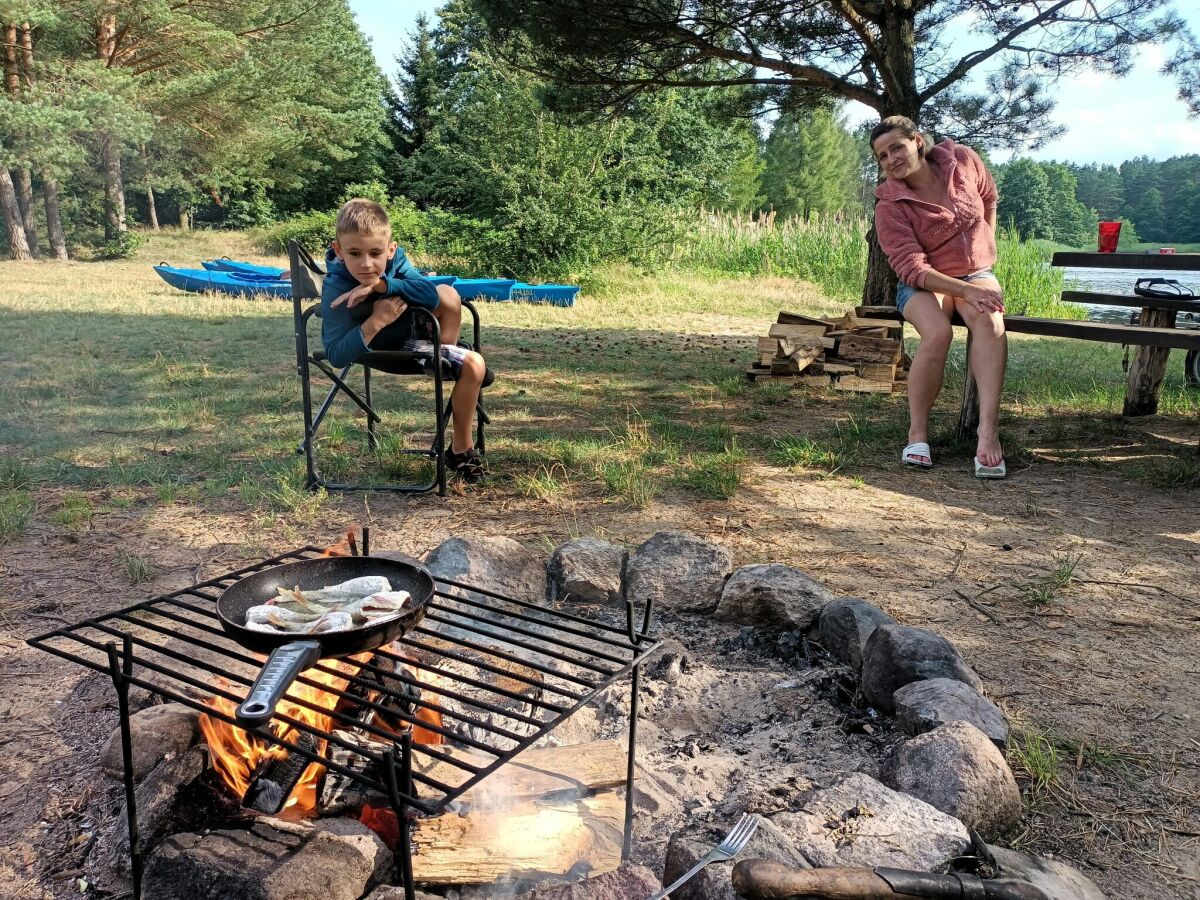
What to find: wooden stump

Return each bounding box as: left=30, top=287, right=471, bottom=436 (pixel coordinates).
left=1123, top=306, right=1177, bottom=416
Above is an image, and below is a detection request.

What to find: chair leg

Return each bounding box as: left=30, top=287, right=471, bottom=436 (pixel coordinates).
left=365, top=366, right=377, bottom=451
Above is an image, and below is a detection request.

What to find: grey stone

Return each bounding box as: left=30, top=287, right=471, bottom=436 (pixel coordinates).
left=662, top=816, right=808, bottom=900
left=142, top=817, right=391, bottom=900
left=547, top=538, right=626, bottom=605
left=814, top=598, right=897, bottom=672
left=988, top=846, right=1109, bottom=900
left=881, top=721, right=1022, bottom=839
left=623, top=532, right=733, bottom=614
left=363, top=890, right=439, bottom=900
left=713, top=565, right=835, bottom=629
left=516, top=864, right=661, bottom=898
left=893, top=678, right=1010, bottom=747
left=860, top=624, right=983, bottom=712
left=425, top=535, right=547, bottom=601
left=108, top=748, right=206, bottom=872
left=100, top=702, right=201, bottom=781
left=772, top=773, right=970, bottom=872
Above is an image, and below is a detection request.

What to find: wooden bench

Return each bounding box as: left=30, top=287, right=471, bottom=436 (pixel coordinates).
left=856, top=252, right=1200, bottom=451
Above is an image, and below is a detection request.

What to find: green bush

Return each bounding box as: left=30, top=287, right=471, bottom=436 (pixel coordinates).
left=262, top=192, right=429, bottom=256
left=92, top=230, right=147, bottom=260
left=224, top=187, right=278, bottom=229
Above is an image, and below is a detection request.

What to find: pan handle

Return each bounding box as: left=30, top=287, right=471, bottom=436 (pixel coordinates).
left=236, top=640, right=322, bottom=727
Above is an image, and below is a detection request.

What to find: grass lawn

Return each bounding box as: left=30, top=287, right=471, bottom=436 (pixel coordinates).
left=2, top=228, right=1196, bottom=542
left=3, top=229, right=1199, bottom=899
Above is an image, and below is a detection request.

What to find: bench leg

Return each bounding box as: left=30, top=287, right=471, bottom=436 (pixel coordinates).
left=1123, top=306, right=1176, bottom=416
left=955, top=333, right=980, bottom=442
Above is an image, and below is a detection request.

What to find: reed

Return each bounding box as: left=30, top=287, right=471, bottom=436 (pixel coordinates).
left=670, top=213, right=1085, bottom=319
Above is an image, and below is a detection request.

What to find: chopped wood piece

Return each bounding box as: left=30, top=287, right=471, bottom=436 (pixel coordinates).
left=756, top=336, right=782, bottom=356
left=769, top=323, right=829, bottom=341
left=891, top=380, right=908, bottom=392
left=854, top=305, right=904, bottom=320
left=834, top=376, right=894, bottom=393
left=810, top=361, right=857, bottom=375
left=857, top=363, right=897, bottom=383
left=776, top=311, right=831, bottom=329
left=837, top=334, right=902, bottom=364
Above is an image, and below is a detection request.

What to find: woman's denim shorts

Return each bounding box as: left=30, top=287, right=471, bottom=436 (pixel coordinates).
left=896, top=269, right=996, bottom=315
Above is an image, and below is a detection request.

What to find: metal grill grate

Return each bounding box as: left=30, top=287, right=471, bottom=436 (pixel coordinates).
left=28, top=545, right=657, bottom=817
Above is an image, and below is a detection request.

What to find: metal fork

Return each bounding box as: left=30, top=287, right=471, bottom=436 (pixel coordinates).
left=646, top=813, right=759, bottom=900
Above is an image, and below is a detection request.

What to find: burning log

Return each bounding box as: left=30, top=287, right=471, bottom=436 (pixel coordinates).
left=243, top=732, right=322, bottom=815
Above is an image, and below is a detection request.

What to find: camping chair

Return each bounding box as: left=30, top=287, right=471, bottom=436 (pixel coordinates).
left=289, top=240, right=488, bottom=495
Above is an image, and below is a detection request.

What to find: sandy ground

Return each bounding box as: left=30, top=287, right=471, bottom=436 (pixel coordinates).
left=1, top=455, right=1198, bottom=898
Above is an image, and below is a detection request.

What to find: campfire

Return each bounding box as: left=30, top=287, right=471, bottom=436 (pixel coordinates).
left=28, top=529, right=657, bottom=897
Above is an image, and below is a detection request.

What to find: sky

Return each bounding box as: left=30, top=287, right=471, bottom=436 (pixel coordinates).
left=347, top=0, right=1200, bottom=166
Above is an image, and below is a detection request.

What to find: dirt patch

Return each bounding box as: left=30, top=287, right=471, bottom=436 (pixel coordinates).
left=2, top=456, right=1198, bottom=898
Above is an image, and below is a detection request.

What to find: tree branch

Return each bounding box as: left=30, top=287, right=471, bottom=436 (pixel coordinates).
left=919, top=0, right=1075, bottom=101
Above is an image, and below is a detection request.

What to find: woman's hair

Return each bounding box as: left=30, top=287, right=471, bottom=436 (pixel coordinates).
left=870, top=116, right=926, bottom=158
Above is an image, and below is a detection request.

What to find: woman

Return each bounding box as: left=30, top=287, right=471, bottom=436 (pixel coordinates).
left=871, top=116, right=1007, bottom=478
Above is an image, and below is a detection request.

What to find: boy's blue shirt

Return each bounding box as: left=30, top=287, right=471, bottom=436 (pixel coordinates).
left=320, top=246, right=440, bottom=368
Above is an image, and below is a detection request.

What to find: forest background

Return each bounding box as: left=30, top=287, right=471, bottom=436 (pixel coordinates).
left=1, top=0, right=1198, bottom=296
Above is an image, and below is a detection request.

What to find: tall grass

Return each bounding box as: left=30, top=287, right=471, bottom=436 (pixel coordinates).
left=672, top=211, right=868, bottom=301
left=669, top=213, right=1084, bottom=319
left=993, top=228, right=1085, bottom=320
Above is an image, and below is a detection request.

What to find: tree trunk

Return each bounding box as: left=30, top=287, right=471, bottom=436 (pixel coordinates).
left=14, top=169, right=38, bottom=256
left=0, top=166, right=32, bottom=260
left=179, top=208, right=191, bottom=230
left=146, top=185, right=159, bottom=229
left=95, top=14, right=126, bottom=240
left=42, top=174, right=68, bottom=260
left=100, top=133, right=127, bottom=240
left=863, top=5, right=922, bottom=308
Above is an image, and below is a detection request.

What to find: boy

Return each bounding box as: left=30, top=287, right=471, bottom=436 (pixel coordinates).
left=321, top=198, right=490, bottom=482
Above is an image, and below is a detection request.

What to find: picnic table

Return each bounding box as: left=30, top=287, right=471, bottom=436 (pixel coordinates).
left=856, top=251, right=1200, bottom=452
left=1051, top=251, right=1200, bottom=415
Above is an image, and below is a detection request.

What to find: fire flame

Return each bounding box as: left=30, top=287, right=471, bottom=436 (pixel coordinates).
left=199, top=656, right=364, bottom=817
left=200, top=529, right=447, bottom=817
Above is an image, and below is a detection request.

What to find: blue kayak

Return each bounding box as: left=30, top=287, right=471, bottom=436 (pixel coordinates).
left=510, top=283, right=579, bottom=307
left=451, top=278, right=517, bottom=300
left=154, top=265, right=292, bottom=299
left=202, top=258, right=287, bottom=278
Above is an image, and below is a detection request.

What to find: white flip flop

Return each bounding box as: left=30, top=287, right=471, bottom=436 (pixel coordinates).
left=902, top=442, right=932, bottom=468
left=974, top=456, right=1006, bottom=479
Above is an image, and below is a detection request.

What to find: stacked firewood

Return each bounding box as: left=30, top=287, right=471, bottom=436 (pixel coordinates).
left=745, top=309, right=909, bottom=393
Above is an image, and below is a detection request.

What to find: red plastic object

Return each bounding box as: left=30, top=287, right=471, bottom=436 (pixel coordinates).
left=1098, top=221, right=1121, bottom=253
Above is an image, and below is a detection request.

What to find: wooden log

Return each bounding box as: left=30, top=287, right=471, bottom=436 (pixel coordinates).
left=410, top=792, right=623, bottom=884
left=836, top=334, right=902, bottom=364
left=1123, top=306, right=1177, bottom=415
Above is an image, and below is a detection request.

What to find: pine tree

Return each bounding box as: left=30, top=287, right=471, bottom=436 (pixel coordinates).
left=762, top=107, right=856, bottom=219
left=997, top=159, right=1053, bottom=240
left=1043, top=164, right=1096, bottom=247
left=1132, top=187, right=1167, bottom=243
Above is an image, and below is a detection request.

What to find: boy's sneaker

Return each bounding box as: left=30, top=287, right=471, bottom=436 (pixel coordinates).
left=446, top=447, right=487, bottom=483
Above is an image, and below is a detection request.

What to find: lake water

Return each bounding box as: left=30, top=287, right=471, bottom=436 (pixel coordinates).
left=1060, top=266, right=1200, bottom=325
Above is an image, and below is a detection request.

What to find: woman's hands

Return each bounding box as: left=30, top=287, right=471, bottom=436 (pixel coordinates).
left=963, top=282, right=1005, bottom=314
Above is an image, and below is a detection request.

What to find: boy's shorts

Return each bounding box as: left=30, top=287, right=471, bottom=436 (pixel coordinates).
left=402, top=339, right=472, bottom=379
left=896, top=269, right=996, bottom=317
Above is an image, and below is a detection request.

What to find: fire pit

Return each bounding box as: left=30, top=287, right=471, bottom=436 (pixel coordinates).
left=28, top=530, right=658, bottom=899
